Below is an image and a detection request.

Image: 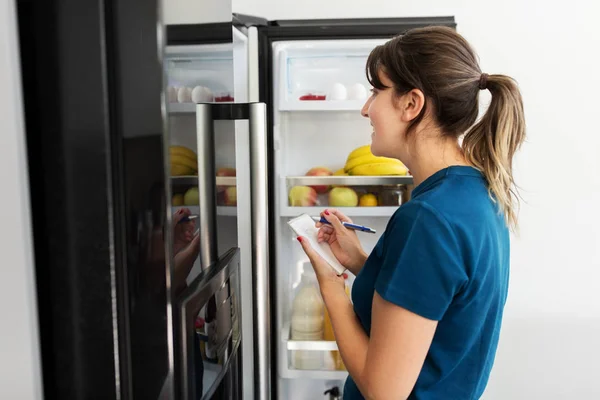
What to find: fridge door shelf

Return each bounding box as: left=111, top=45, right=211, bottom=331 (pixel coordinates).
left=279, top=322, right=349, bottom=380
left=168, top=103, right=196, bottom=114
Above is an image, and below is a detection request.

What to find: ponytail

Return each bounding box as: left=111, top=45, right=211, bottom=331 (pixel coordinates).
left=462, top=75, right=526, bottom=231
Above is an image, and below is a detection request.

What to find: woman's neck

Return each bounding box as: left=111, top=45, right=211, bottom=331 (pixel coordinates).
left=407, top=136, right=469, bottom=187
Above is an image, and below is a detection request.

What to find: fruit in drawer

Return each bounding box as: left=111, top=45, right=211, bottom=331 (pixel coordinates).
left=216, top=167, right=236, bottom=192
left=172, top=194, right=184, bottom=206
left=183, top=187, right=199, bottom=206
left=305, top=167, right=333, bottom=194
left=223, top=186, right=237, bottom=206
left=358, top=193, right=378, bottom=207
left=349, top=163, right=408, bottom=176
left=329, top=187, right=358, bottom=207
left=289, top=186, right=317, bottom=207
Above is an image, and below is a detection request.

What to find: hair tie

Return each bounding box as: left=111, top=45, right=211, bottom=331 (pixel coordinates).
left=479, top=73, right=489, bottom=90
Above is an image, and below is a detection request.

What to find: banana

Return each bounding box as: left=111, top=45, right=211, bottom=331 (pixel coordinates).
left=349, top=163, right=409, bottom=176
left=170, top=164, right=195, bottom=176
left=169, top=146, right=197, bottom=160
left=344, top=154, right=401, bottom=172
left=170, top=154, right=198, bottom=171
left=346, top=145, right=372, bottom=162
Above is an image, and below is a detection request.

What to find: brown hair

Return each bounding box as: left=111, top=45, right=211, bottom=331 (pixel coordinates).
left=367, top=26, right=526, bottom=230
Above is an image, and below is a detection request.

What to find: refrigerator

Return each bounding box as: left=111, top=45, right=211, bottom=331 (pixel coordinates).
left=165, top=15, right=456, bottom=400
left=17, top=1, right=455, bottom=398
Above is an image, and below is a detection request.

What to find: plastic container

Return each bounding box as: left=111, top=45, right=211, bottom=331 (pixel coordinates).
left=291, top=267, right=324, bottom=369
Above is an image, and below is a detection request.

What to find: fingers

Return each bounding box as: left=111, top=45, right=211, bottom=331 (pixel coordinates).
left=321, top=208, right=353, bottom=223
left=322, top=209, right=346, bottom=232
left=173, top=208, right=192, bottom=224
left=297, top=237, right=324, bottom=265
left=317, top=226, right=333, bottom=243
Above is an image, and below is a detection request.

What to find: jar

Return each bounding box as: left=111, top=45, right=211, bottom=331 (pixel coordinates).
left=378, top=185, right=406, bottom=206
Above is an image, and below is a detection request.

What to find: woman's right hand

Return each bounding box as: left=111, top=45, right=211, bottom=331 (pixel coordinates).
left=316, top=209, right=368, bottom=275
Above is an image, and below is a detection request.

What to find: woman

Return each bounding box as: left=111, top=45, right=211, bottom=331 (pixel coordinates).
left=297, top=26, right=525, bottom=399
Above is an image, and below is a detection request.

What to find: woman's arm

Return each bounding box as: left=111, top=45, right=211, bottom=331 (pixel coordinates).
left=325, top=289, right=437, bottom=400
left=298, top=237, right=437, bottom=400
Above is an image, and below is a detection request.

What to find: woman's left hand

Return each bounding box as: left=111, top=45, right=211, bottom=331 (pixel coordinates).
left=297, top=236, right=345, bottom=297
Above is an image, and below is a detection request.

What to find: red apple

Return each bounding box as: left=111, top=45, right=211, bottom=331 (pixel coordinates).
left=305, top=166, right=333, bottom=194
left=216, top=167, right=236, bottom=192
left=223, top=186, right=237, bottom=206
left=289, top=186, right=317, bottom=207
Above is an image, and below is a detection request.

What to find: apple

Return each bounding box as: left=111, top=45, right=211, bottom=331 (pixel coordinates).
left=216, top=167, right=236, bottom=192
left=329, top=187, right=358, bottom=207
left=223, top=186, right=237, bottom=206
left=172, top=194, right=184, bottom=206
left=305, top=166, right=333, bottom=194
left=184, top=187, right=199, bottom=206
left=289, top=186, right=318, bottom=207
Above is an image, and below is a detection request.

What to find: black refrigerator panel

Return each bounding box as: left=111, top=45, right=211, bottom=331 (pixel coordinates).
left=17, top=0, right=172, bottom=398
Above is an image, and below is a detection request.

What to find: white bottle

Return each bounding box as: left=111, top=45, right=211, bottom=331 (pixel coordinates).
left=291, top=268, right=324, bottom=369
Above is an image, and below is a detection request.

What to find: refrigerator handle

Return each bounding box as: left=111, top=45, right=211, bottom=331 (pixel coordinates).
left=248, top=103, right=271, bottom=400
left=195, top=103, right=219, bottom=268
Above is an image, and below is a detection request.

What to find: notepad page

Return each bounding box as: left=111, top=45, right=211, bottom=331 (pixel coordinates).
left=287, top=214, right=347, bottom=276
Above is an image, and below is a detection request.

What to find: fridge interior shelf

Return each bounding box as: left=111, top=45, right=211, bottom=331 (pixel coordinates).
left=280, top=206, right=398, bottom=217
left=287, top=175, right=413, bottom=186
left=168, top=103, right=196, bottom=114
left=171, top=176, right=237, bottom=187
left=280, top=99, right=366, bottom=112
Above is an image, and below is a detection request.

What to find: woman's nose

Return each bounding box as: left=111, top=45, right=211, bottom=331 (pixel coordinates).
left=360, top=98, right=371, bottom=118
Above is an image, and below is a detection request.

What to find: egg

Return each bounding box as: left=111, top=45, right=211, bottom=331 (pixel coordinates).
left=347, top=83, right=368, bottom=100
left=177, top=87, right=192, bottom=103
left=328, top=83, right=347, bottom=101
left=192, top=86, right=214, bottom=103
left=167, top=86, right=178, bottom=103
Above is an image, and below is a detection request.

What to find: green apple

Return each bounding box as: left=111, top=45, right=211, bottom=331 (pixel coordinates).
left=329, top=187, right=358, bottom=207
left=184, top=187, right=199, bottom=205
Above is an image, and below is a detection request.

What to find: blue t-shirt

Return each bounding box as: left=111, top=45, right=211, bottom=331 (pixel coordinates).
left=344, top=166, right=509, bottom=400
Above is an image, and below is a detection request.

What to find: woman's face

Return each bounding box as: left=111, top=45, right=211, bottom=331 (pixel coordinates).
left=361, top=71, right=425, bottom=164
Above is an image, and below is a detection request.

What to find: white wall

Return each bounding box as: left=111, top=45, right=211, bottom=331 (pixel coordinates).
left=163, top=0, right=231, bottom=25
left=231, top=1, right=600, bottom=398
left=0, top=0, right=43, bottom=399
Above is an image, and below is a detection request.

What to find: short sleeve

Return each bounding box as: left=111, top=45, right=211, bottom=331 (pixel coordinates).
left=375, top=201, right=468, bottom=321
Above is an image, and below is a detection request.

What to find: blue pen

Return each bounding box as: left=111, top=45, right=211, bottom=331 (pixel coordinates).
left=312, top=216, right=377, bottom=234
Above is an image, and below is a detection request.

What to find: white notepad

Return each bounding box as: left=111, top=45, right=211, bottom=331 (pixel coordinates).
left=287, top=214, right=347, bottom=276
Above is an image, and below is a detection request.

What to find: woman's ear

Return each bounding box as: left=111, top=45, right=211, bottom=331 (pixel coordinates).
left=400, top=89, right=425, bottom=122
